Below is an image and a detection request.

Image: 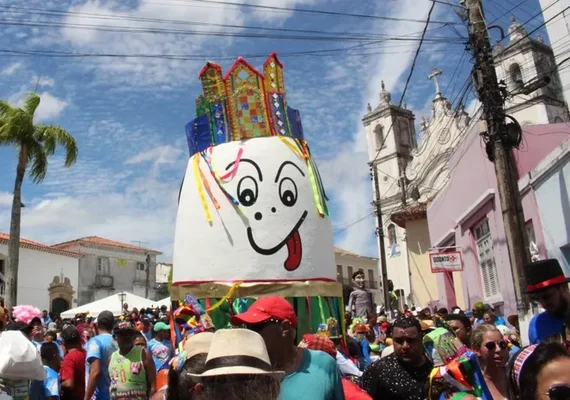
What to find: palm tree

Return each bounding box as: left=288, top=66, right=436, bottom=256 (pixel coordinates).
left=0, top=92, right=78, bottom=309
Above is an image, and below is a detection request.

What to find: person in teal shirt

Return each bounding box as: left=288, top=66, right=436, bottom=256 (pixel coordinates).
left=231, top=296, right=345, bottom=400
left=280, top=348, right=344, bottom=400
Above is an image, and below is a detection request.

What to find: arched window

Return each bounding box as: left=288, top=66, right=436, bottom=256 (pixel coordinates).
left=509, top=63, right=524, bottom=89
left=388, top=224, right=397, bottom=246
left=374, top=125, right=384, bottom=149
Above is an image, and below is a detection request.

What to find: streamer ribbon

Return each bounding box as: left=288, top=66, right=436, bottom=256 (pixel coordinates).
left=194, top=156, right=212, bottom=223
left=206, top=281, right=243, bottom=312
left=279, top=136, right=305, bottom=160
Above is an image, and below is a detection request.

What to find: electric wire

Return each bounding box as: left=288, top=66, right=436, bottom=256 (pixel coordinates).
left=156, top=0, right=461, bottom=25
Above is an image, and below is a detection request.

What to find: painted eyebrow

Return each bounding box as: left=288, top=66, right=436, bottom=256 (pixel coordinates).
left=225, top=158, right=263, bottom=181
left=274, top=161, right=305, bottom=183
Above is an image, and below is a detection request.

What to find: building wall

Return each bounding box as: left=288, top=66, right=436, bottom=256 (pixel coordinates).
left=156, top=263, right=172, bottom=283
left=335, top=253, right=381, bottom=306
left=428, top=125, right=569, bottom=317
left=539, top=0, right=570, bottom=106
left=0, top=244, right=79, bottom=311
left=406, top=219, right=439, bottom=308
left=533, top=140, right=570, bottom=273
left=59, top=243, right=158, bottom=305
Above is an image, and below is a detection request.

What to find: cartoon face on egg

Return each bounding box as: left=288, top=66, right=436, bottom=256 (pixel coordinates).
left=172, top=135, right=335, bottom=283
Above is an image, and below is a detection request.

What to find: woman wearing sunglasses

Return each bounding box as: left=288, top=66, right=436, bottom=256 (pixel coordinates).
left=472, top=323, right=510, bottom=399
left=508, top=342, right=570, bottom=400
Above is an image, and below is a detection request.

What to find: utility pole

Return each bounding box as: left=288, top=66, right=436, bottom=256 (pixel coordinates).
left=145, top=254, right=151, bottom=299
left=464, top=0, right=530, bottom=315
left=370, top=161, right=392, bottom=317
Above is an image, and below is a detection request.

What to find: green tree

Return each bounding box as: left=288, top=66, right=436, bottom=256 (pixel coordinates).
left=0, top=92, right=78, bottom=308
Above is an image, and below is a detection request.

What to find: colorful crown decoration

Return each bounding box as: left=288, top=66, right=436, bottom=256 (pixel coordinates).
left=185, top=53, right=304, bottom=156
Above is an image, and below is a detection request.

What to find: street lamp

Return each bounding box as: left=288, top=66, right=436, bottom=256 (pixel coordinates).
left=118, top=292, right=126, bottom=313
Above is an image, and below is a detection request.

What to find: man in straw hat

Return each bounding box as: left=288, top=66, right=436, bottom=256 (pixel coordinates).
left=524, top=259, right=570, bottom=344
left=232, top=296, right=344, bottom=400
left=189, top=329, right=284, bottom=399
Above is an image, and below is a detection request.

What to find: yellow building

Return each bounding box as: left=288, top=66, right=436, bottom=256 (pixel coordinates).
left=390, top=204, right=440, bottom=309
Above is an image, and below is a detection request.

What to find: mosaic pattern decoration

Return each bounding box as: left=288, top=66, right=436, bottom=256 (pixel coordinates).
left=185, top=53, right=305, bottom=156
left=235, top=88, right=266, bottom=139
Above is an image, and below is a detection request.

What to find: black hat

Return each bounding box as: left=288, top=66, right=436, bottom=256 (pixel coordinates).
left=97, top=310, right=114, bottom=326
left=524, top=259, right=570, bottom=293
left=6, top=321, right=32, bottom=335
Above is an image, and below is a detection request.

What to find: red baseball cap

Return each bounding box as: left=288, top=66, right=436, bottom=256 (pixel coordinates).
left=231, top=296, right=298, bottom=328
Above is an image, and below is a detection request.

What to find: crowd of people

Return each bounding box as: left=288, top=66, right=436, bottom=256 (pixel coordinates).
left=0, top=259, right=569, bottom=399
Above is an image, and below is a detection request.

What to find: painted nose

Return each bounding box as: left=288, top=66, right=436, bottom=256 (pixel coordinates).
left=254, top=212, right=263, bottom=221
left=271, top=207, right=276, bottom=213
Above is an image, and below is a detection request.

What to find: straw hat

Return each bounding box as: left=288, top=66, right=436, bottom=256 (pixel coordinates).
left=183, top=331, right=214, bottom=359
left=190, top=329, right=285, bottom=380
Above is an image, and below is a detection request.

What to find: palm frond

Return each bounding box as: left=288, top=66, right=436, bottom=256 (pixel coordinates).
left=41, top=125, right=78, bottom=167
left=23, top=93, right=41, bottom=117
left=28, top=143, right=48, bottom=183
left=0, top=100, right=16, bottom=119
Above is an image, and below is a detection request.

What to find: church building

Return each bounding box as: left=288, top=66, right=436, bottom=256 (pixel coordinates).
left=362, top=16, right=569, bottom=309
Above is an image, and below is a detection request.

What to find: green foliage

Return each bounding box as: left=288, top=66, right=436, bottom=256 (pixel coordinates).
left=0, top=92, right=78, bottom=182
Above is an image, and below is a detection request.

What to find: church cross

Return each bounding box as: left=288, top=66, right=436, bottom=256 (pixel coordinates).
left=428, top=67, right=443, bottom=94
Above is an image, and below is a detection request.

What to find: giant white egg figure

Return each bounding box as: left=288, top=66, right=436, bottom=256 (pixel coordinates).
left=172, top=54, right=339, bottom=300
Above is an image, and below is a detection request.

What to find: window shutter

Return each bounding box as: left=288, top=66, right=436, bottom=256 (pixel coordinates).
left=488, top=259, right=500, bottom=297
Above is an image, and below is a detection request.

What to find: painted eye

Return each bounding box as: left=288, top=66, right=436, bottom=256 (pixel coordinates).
left=279, top=177, right=297, bottom=207
left=237, top=176, right=258, bottom=207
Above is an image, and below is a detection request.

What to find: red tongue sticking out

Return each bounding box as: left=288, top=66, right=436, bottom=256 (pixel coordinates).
left=284, top=230, right=302, bottom=271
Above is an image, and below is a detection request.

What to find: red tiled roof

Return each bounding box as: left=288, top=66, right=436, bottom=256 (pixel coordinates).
left=52, top=236, right=162, bottom=255
left=390, top=203, right=428, bottom=228
left=0, top=233, right=82, bottom=258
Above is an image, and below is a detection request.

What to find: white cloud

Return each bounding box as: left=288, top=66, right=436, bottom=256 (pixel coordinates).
left=34, top=92, right=69, bottom=122
left=1, top=62, right=23, bottom=76
left=6, top=192, right=177, bottom=260
left=0, top=192, right=13, bottom=208
left=58, top=0, right=317, bottom=85
left=125, top=145, right=184, bottom=167
left=6, top=89, right=69, bottom=122
left=0, top=154, right=181, bottom=260
left=31, top=76, right=55, bottom=88
left=317, top=0, right=440, bottom=256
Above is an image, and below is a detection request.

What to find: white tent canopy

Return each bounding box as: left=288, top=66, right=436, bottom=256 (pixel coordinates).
left=61, top=292, right=156, bottom=319
left=156, top=297, right=171, bottom=308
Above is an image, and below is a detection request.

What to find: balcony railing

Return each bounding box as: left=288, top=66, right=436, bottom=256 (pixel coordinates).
left=94, top=275, right=114, bottom=288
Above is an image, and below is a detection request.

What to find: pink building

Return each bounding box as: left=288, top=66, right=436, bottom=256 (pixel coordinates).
left=427, top=123, right=570, bottom=317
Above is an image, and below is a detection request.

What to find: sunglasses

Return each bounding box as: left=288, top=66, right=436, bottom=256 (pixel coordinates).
left=247, top=318, right=283, bottom=333
left=548, top=385, right=570, bottom=400
left=484, top=340, right=508, bottom=351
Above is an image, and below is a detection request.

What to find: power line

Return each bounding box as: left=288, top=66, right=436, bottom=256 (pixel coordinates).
left=333, top=213, right=374, bottom=234
left=161, top=0, right=462, bottom=25
left=487, top=0, right=534, bottom=25
left=0, top=18, right=466, bottom=44
left=0, top=5, right=436, bottom=40
left=0, top=45, right=463, bottom=61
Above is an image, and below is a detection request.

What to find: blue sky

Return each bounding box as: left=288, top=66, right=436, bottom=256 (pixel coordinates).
left=0, top=0, right=545, bottom=260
